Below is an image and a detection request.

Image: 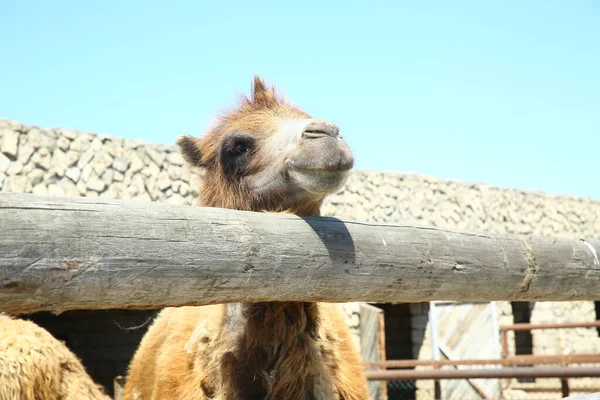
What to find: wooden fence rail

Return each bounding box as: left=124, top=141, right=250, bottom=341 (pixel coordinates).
left=1, top=192, right=599, bottom=313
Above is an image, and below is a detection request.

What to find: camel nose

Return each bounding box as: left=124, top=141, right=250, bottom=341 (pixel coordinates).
left=301, top=119, right=340, bottom=139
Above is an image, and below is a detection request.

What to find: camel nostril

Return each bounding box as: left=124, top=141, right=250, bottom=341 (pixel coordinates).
left=302, top=120, right=340, bottom=139
left=302, top=130, right=330, bottom=139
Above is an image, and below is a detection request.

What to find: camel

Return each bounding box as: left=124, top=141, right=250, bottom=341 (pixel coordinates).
left=0, top=314, right=110, bottom=400
left=123, top=76, right=370, bottom=400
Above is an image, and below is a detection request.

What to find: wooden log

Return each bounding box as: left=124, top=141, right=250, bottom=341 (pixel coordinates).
left=0, top=192, right=599, bottom=313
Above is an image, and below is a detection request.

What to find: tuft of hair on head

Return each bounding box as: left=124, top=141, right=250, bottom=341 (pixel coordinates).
left=176, top=134, right=204, bottom=167
left=242, top=75, right=285, bottom=109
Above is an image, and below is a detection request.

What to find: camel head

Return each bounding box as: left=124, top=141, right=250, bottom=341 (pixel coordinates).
left=177, top=75, right=353, bottom=215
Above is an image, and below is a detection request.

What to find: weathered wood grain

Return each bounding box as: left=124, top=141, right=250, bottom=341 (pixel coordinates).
left=1, top=192, right=599, bottom=313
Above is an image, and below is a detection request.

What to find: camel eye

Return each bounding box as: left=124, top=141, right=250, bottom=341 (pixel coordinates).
left=223, top=134, right=253, bottom=157
left=220, top=133, right=255, bottom=178
left=233, top=143, right=249, bottom=155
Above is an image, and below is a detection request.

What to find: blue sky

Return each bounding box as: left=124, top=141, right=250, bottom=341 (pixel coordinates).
left=1, top=1, right=599, bottom=199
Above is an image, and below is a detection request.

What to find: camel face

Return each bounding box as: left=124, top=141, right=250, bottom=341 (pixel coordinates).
left=230, top=116, right=354, bottom=210
left=270, top=118, right=353, bottom=195
left=177, top=76, right=354, bottom=213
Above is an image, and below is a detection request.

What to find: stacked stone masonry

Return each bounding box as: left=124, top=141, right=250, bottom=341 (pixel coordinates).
left=2, top=118, right=598, bottom=236
left=2, top=119, right=600, bottom=398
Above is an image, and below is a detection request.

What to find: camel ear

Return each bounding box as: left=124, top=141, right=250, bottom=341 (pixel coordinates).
left=176, top=135, right=204, bottom=167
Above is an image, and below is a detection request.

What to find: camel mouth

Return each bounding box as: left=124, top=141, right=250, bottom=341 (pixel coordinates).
left=286, top=163, right=353, bottom=173
left=284, top=149, right=354, bottom=173
left=287, top=166, right=351, bottom=195
left=284, top=139, right=354, bottom=196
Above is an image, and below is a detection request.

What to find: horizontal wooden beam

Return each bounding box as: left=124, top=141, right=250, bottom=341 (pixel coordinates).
left=1, top=192, right=599, bottom=313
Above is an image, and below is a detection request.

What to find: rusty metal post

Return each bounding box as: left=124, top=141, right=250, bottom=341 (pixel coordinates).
left=378, top=313, right=387, bottom=363
left=377, top=312, right=388, bottom=400
left=429, top=302, right=442, bottom=399
left=501, top=329, right=509, bottom=359
left=500, top=328, right=510, bottom=393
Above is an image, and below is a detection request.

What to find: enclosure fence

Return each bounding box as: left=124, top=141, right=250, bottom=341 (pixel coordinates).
left=365, top=321, right=600, bottom=399
left=2, top=192, right=600, bottom=400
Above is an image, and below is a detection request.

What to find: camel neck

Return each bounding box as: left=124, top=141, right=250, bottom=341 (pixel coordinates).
left=221, top=301, right=326, bottom=400
left=224, top=301, right=320, bottom=349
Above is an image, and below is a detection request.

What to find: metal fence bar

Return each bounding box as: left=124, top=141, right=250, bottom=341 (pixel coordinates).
left=365, top=366, right=600, bottom=381
left=428, top=302, right=442, bottom=398
left=500, top=321, right=600, bottom=331
left=363, top=353, right=600, bottom=368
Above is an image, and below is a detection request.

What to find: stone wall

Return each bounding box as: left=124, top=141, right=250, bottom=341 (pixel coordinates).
left=2, top=118, right=600, bottom=398
left=2, top=117, right=599, bottom=238
left=0, top=119, right=196, bottom=204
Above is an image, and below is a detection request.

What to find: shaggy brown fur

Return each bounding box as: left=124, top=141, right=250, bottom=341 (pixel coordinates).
left=123, top=76, right=369, bottom=400
left=0, top=314, right=110, bottom=400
